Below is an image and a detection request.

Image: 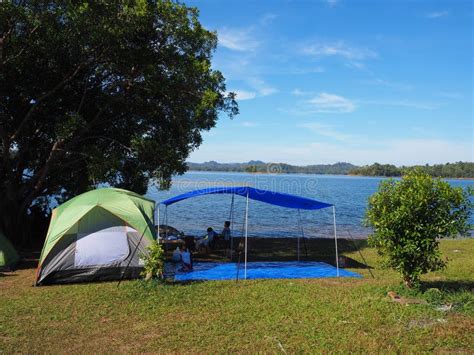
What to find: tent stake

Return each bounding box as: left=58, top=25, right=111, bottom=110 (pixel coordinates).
left=333, top=206, right=339, bottom=277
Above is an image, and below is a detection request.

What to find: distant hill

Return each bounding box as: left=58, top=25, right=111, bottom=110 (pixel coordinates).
left=187, top=161, right=358, bottom=175
left=187, top=161, right=474, bottom=178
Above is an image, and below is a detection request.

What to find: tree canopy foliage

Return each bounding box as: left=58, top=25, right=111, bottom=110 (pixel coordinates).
left=365, top=169, right=472, bottom=287
left=350, top=162, right=474, bottom=178
left=0, top=0, right=237, bottom=244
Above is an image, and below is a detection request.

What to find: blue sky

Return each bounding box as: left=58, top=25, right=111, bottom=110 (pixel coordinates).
left=186, top=0, right=473, bottom=166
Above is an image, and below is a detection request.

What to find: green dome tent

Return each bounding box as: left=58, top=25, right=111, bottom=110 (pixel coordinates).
left=0, top=232, right=19, bottom=270
left=35, top=188, right=156, bottom=285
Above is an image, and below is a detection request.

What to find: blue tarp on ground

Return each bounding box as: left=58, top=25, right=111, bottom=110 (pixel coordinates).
left=173, top=261, right=362, bottom=281
left=160, top=186, right=332, bottom=210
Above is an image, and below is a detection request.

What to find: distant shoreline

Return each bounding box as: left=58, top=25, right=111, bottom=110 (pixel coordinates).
left=187, top=161, right=474, bottom=179
left=187, top=169, right=474, bottom=180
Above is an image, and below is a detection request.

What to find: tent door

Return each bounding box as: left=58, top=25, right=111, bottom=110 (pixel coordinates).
left=74, top=226, right=135, bottom=267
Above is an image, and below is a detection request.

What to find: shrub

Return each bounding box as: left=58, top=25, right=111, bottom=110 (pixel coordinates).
left=141, top=240, right=165, bottom=281
left=365, top=169, right=472, bottom=288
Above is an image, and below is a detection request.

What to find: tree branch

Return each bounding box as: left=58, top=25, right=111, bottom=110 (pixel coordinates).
left=18, top=103, right=109, bottom=211
left=11, top=63, right=85, bottom=142
left=19, top=139, right=63, bottom=213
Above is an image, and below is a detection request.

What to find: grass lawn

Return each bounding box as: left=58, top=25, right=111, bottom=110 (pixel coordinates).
left=1, top=238, right=473, bottom=352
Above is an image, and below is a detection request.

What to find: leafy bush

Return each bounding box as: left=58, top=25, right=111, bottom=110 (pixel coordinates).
left=365, top=169, right=472, bottom=288
left=140, top=240, right=165, bottom=281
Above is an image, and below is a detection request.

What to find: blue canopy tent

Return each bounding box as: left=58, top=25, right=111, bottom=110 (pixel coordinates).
left=159, top=186, right=339, bottom=278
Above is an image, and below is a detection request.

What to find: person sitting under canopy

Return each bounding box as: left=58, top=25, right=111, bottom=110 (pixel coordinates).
left=196, top=227, right=218, bottom=253
left=220, top=221, right=231, bottom=249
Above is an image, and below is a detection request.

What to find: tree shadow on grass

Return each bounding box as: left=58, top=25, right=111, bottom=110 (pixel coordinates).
left=167, top=238, right=375, bottom=271
left=169, top=279, right=208, bottom=286
left=420, top=280, right=474, bottom=292
left=244, top=238, right=374, bottom=269
left=342, top=257, right=374, bottom=269
left=0, top=272, right=17, bottom=277
left=14, top=259, right=38, bottom=270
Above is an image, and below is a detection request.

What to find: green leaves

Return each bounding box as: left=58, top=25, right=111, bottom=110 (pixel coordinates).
left=140, top=240, right=165, bottom=280
left=0, top=0, right=238, bottom=243
left=350, top=162, right=474, bottom=178
left=365, top=169, right=472, bottom=287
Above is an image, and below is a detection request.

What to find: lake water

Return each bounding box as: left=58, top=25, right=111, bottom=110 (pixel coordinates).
left=147, top=172, right=473, bottom=239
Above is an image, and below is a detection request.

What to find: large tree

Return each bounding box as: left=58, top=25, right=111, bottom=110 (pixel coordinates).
left=0, top=1, right=238, bottom=245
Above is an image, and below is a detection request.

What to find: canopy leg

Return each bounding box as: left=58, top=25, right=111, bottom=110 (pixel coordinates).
left=164, top=205, right=168, bottom=239
left=229, top=194, right=234, bottom=260
left=297, top=209, right=308, bottom=258
left=297, top=209, right=301, bottom=261
left=244, top=191, right=249, bottom=280
left=333, top=206, right=339, bottom=277
left=157, top=204, right=160, bottom=241
left=297, top=233, right=300, bottom=262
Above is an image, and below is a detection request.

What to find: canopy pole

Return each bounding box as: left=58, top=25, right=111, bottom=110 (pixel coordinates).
left=298, top=208, right=308, bottom=257
left=157, top=204, right=160, bottom=241
left=230, top=194, right=234, bottom=260
left=297, top=236, right=300, bottom=262
left=244, top=190, right=249, bottom=280
left=297, top=209, right=301, bottom=261
left=164, top=205, right=168, bottom=239
left=333, top=206, right=339, bottom=277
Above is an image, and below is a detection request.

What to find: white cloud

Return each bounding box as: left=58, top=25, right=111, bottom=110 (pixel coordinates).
left=241, top=121, right=259, bottom=128
left=233, top=90, right=257, bottom=101
left=289, top=92, right=437, bottom=113
left=438, top=92, right=464, bottom=99
left=260, top=13, right=277, bottom=26
left=361, top=78, right=413, bottom=91
left=306, top=93, right=356, bottom=113
left=292, top=88, right=306, bottom=96
left=426, top=11, right=449, bottom=19
left=298, top=122, right=353, bottom=141
left=302, top=41, right=377, bottom=61
left=259, top=87, right=278, bottom=96
left=345, top=61, right=367, bottom=70
left=229, top=78, right=278, bottom=101
left=362, top=99, right=439, bottom=110
left=290, top=66, right=325, bottom=75
left=326, top=0, right=339, bottom=7
left=218, top=28, right=259, bottom=52
left=248, top=78, right=278, bottom=96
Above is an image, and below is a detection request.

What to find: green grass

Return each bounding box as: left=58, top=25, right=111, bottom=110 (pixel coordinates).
left=1, top=239, right=473, bottom=352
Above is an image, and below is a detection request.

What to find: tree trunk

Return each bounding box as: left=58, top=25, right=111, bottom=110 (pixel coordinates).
left=0, top=179, right=45, bottom=248
left=403, top=275, right=418, bottom=289
left=0, top=196, right=29, bottom=247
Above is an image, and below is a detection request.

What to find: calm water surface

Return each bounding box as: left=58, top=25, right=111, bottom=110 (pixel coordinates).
left=147, top=172, right=473, bottom=239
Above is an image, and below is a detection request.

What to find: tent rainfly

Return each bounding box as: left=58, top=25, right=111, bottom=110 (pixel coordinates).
left=0, top=231, right=19, bottom=270
left=35, top=188, right=156, bottom=285
left=160, top=186, right=338, bottom=278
